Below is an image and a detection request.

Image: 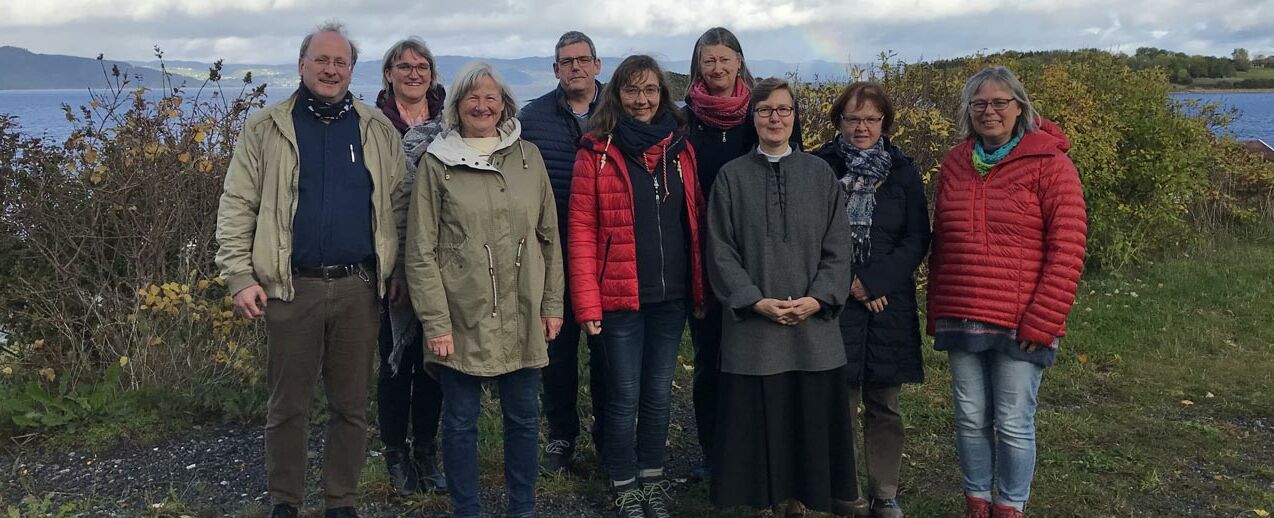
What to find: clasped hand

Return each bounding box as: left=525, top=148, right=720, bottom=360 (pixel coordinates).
left=753, top=297, right=820, bottom=326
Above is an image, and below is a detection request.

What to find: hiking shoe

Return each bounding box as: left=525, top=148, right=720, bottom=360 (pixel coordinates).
left=412, top=449, right=446, bottom=493
left=964, top=495, right=991, bottom=518
left=639, top=475, right=674, bottom=518
left=268, top=504, right=299, bottom=518
left=871, top=497, right=903, bottom=518
left=611, top=481, right=647, bottom=518
left=991, top=504, right=1024, bottom=518
left=323, top=507, right=358, bottom=518
left=541, top=439, right=575, bottom=474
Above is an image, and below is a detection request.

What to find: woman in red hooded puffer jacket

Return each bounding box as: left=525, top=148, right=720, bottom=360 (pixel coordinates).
left=927, top=66, right=1087, bottom=518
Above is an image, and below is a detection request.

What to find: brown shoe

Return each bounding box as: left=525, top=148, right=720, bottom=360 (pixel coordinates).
left=964, top=495, right=991, bottom=518
left=785, top=500, right=809, bottom=518
left=833, top=497, right=872, bottom=517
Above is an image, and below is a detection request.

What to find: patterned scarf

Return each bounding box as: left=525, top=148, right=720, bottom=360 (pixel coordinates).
left=375, top=86, right=447, bottom=135
left=836, top=136, right=893, bottom=265
left=972, top=133, right=1023, bottom=176
left=297, top=83, right=354, bottom=123
left=686, top=78, right=751, bottom=130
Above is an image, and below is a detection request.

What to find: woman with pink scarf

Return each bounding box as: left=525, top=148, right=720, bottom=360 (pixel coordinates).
left=682, top=26, right=805, bottom=485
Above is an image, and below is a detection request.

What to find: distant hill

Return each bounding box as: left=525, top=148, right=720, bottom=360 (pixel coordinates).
left=2, top=46, right=852, bottom=96
left=0, top=46, right=165, bottom=89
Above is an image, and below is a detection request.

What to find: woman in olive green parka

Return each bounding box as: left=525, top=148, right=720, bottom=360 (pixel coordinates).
left=403, top=62, right=562, bottom=518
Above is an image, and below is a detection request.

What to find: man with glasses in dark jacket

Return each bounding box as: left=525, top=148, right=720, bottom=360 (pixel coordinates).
left=520, top=30, right=606, bottom=474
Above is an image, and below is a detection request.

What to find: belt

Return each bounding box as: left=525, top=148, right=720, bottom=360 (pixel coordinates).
left=292, top=260, right=374, bottom=281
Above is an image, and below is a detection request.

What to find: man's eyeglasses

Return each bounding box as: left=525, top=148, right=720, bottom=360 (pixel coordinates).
left=755, top=106, right=794, bottom=118
left=311, top=57, right=351, bottom=70
left=393, top=63, right=432, bottom=75
left=557, top=56, right=596, bottom=68
left=969, top=98, right=1016, bottom=112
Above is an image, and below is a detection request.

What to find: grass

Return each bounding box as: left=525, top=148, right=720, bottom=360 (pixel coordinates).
left=399, top=225, right=1274, bottom=517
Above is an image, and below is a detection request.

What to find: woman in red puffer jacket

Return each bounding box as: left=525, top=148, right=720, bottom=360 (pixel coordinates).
left=927, top=66, right=1087, bottom=518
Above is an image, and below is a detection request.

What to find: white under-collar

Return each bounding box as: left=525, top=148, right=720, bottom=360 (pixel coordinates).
left=757, top=145, right=793, bottom=163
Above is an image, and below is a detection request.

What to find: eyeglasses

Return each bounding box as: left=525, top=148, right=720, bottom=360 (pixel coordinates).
left=754, top=106, right=794, bottom=118
left=969, top=98, right=1016, bottom=112
left=841, top=115, right=884, bottom=126
left=620, top=86, right=661, bottom=100
left=393, top=63, right=432, bottom=75
left=557, top=56, right=596, bottom=68
left=311, top=56, right=351, bottom=70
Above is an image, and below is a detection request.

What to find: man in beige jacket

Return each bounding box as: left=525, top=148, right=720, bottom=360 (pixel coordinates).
left=214, top=22, right=408, bottom=518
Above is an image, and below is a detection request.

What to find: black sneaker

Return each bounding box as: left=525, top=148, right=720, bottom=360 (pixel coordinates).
left=412, top=448, right=447, bottom=494
left=323, top=507, right=358, bottom=518
left=871, top=497, right=903, bottom=518
left=541, top=438, right=575, bottom=474
left=268, top=504, right=299, bottom=518
left=611, top=480, right=647, bottom=518
left=639, top=475, right=674, bottom=518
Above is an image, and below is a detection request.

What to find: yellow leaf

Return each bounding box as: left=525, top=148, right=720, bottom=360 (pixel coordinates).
left=147, top=336, right=163, bottom=346
left=178, top=152, right=191, bottom=163
left=1253, top=509, right=1269, bottom=518
left=1077, top=354, right=1089, bottom=364
left=193, top=130, right=207, bottom=143
left=1181, top=400, right=1195, bottom=406
left=2, top=366, right=12, bottom=376
left=34, top=339, right=45, bottom=349
left=197, top=280, right=210, bottom=290
left=198, top=160, right=213, bottom=173
left=119, top=356, right=129, bottom=367
left=38, top=367, right=56, bottom=381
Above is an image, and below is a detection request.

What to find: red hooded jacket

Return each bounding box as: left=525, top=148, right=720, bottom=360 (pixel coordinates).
left=567, top=133, right=707, bottom=323
left=926, top=119, right=1088, bottom=347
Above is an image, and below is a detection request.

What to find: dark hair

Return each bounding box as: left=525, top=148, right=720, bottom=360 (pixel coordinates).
left=828, top=81, right=895, bottom=134
left=590, top=55, right=686, bottom=139
left=749, top=77, right=796, bottom=115
left=554, top=31, right=596, bottom=60
left=688, top=27, right=755, bottom=89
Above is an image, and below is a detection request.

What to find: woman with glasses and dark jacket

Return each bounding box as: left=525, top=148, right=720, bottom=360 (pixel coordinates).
left=813, top=81, right=931, bottom=518
left=681, top=27, right=804, bottom=483
left=707, top=77, right=856, bottom=518
left=568, top=54, right=707, bottom=518
left=372, top=36, right=447, bottom=497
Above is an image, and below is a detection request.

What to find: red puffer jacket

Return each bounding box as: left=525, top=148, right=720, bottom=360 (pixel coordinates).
left=926, top=119, right=1087, bottom=347
left=568, top=132, right=707, bottom=323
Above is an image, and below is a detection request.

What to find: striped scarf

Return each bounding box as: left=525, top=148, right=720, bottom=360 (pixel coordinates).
left=836, top=136, right=892, bottom=265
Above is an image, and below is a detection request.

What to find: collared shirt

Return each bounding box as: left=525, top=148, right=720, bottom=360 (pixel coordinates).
left=290, top=101, right=376, bottom=268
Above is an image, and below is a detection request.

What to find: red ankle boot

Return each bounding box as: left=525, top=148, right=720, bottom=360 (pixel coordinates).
left=964, top=495, right=991, bottom=518
left=991, top=503, right=1024, bottom=518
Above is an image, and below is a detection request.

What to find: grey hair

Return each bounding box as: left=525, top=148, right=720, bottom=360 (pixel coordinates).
left=299, top=21, right=359, bottom=66
left=956, top=66, right=1039, bottom=141
left=443, top=62, right=519, bottom=130
left=554, top=31, right=596, bottom=60
left=380, top=37, right=440, bottom=93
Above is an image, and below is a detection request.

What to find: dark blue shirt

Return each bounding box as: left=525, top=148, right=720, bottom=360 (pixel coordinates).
left=290, top=101, right=375, bottom=268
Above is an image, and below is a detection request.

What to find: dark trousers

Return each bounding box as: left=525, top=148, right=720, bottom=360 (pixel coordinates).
left=540, top=288, right=607, bottom=447
left=376, top=303, right=443, bottom=454
left=263, top=275, right=378, bottom=509
left=599, top=299, right=687, bottom=482
left=439, top=366, right=541, bottom=518
left=689, top=304, right=723, bottom=467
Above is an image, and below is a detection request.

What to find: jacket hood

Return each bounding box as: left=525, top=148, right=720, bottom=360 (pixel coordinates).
left=426, top=118, right=525, bottom=171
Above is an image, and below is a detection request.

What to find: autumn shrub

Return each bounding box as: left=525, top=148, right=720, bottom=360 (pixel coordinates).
left=794, top=50, right=1274, bottom=270
left=0, top=56, right=269, bottom=434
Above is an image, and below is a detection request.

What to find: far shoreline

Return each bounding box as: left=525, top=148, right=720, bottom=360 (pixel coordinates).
left=1173, top=87, right=1274, bottom=94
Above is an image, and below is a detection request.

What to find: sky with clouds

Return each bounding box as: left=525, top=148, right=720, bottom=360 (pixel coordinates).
left=2, top=0, right=1272, bottom=64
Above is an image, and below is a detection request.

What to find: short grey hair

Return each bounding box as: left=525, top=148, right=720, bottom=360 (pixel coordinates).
left=555, top=31, right=596, bottom=61
left=380, top=37, right=440, bottom=92
left=299, top=21, right=359, bottom=66
left=443, top=62, right=519, bottom=130
left=956, top=66, right=1039, bottom=141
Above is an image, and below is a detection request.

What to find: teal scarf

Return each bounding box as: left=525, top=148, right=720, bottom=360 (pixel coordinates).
left=972, top=133, right=1022, bottom=176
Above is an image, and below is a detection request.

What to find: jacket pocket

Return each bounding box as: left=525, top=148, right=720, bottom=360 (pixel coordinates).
left=597, top=235, right=613, bottom=284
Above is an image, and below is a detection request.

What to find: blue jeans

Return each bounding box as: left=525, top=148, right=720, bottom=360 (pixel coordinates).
left=599, top=299, right=687, bottom=483
left=948, top=348, right=1044, bottom=507
left=438, top=366, right=540, bottom=518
